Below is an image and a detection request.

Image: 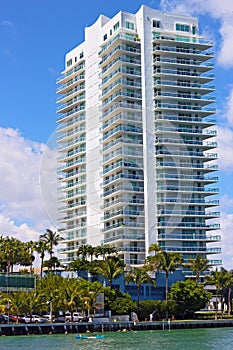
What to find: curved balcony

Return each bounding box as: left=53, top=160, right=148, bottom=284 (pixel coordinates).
left=154, top=103, right=215, bottom=116
left=103, top=173, right=144, bottom=186
left=101, top=67, right=141, bottom=88
left=102, top=221, right=144, bottom=232
left=154, top=114, right=216, bottom=126
left=156, top=185, right=219, bottom=195
left=57, top=125, right=85, bottom=143
left=154, top=91, right=215, bottom=106
left=57, top=63, right=85, bottom=84
left=100, top=45, right=141, bottom=67
left=57, top=105, right=85, bottom=122
left=153, top=45, right=214, bottom=60
left=99, top=32, right=140, bottom=56
left=158, top=234, right=221, bottom=242
left=153, top=79, right=215, bottom=93
left=153, top=57, right=214, bottom=72
left=155, top=126, right=216, bottom=138
left=57, top=113, right=85, bottom=133
left=57, top=74, right=85, bottom=94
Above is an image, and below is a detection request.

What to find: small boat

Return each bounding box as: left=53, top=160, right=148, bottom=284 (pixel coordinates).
left=75, top=334, right=105, bottom=339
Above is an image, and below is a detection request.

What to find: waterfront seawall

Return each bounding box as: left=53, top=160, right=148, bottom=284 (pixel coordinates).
left=1, top=320, right=233, bottom=336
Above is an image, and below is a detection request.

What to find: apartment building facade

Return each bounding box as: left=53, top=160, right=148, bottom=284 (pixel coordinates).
left=56, top=5, right=221, bottom=275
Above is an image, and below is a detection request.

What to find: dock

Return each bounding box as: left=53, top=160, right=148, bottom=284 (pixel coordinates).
left=1, top=319, right=233, bottom=336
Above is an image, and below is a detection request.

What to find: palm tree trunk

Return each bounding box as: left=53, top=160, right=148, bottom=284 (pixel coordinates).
left=137, top=284, right=140, bottom=313
left=165, top=271, right=169, bottom=320
left=228, top=287, right=231, bottom=316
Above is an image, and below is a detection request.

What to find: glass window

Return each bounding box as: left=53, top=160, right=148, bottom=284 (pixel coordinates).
left=153, top=20, right=160, bottom=28
left=126, top=21, right=134, bottom=30
left=103, top=33, right=107, bottom=41
left=113, top=21, right=120, bottom=32
left=176, top=23, right=190, bottom=32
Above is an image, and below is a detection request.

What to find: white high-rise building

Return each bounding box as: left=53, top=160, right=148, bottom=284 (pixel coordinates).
left=56, top=5, right=221, bottom=275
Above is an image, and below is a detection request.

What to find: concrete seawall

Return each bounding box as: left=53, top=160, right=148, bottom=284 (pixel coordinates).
left=1, top=320, right=233, bottom=336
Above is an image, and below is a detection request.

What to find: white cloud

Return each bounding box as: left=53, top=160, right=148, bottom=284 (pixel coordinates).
left=224, top=88, right=233, bottom=126
left=216, top=125, right=233, bottom=171
left=218, top=212, right=233, bottom=270
left=0, top=127, right=56, bottom=235
left=159, top=0, right=233, bottom=67
left=1, top=20, right=13, bottom=28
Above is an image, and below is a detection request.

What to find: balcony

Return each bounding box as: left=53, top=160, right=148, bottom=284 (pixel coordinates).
left=100, top=45, right=141, bottom=66
left=102, top=101, right=142, bottom=120
left=153, top=79, right=215, bottom=92
left=57, top=74, right=85, bottom=94
left=156, top=185, right=219, bottom=194
left=153, top=57, right=214, bottom=71
left=102, top=221, right=144, bottom=232
left=102, top=124, right=142, bottom=141
left=99, top=32, right=140, bottom=56
left=154, top=103, right=216, bottom=115
left=152, top=33, right=213, bottom=47
left=103, top=159, right=142, bottom=175
left=154, top=114, right=216, bottom=125
left=102, top=184, right=144, bottom=198
left=57, top=94, right=86, bottom=113
left=57, top=63, right=85, bottom=84
left=154, top=91, right=215, bottom=105
left=57, top=105, right=85, bottom=122
left=155, top=126, right=216, bottom=137
left=100, top=67, right=141, bottom=88
left=103, top=173, right=144, bottom=186
left=156, top=162, right=218, bottom=171
left=153, top=45, right=214, bottom=59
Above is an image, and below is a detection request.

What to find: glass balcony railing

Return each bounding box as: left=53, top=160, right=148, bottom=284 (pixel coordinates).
left=57, top=64, right=85, bottom=83
left=157, top=185, right=219, bottom=193
left=154, top=68, right=214, bottom=78
left=102, top=101, right=142, bottom=119
left=100, top=32, right=140, bottom=54
left=102, top=124, right=142, bottom=141
left=101, top=67, right=141, bottom=87
left=57, top=75, right=85, bottom=93
left=153, top=45, right=214, bottom=56
left=154, top=114, right=216, bottom=124
left=154, top=91, right=215, bottom=102
left=57, top=105, right=85, bottom=121
left=154, top=79, right=215, bottom=90
left=153, top=57, right=214, bottom=67
left=155, top=126, right=216, bottom=135
left=155, top=138, right=217, bottom=148
left=102, top=78, right=141, bottom=97
left=154, top=103, right=216, bottom=113
left=103, top=173, right=144, bottom=186
left=152, top=33, right=213, bottom=46
left=156, top=162, right=218, bottom=171
left=100, top=44, right=141, bottom=66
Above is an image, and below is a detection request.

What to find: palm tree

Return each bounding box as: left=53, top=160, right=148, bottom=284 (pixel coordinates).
left=77, top=245, right=90, bottom=261
left=125, top=267, right=155, bottom=312
left=4, top=291, right=28, bottom=322
left=36, top=240, right=49, bottom=277
left=207, top=268, right=228, bottom=319
left=225, top=270, right=233, bottom=316
left=148, top=242, right=161, bottom=256
left=40, top=229, right=62, bottom=259
left=59, top=278, right=81, bottom=321
left=95, top=256, right=125, bottom=289
left=185, top=254, right=210, bottom=284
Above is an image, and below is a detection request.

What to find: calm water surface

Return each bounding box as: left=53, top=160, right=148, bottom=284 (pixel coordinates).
left=0, top=328, right=233, bottom=350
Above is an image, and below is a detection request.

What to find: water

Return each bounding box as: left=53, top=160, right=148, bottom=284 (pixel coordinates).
left=0, top=328, right=233, bottom=350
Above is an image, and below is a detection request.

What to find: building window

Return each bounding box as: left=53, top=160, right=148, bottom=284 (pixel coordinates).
left=192, top=25, right=196, bottom=35
left=176, top=23, right=190, bottom=32
left=113, top=21, right=120, bottom=32
left=80, top=51, right=84, bottom=59
left=126, top=21, right=134, bottom=30
left=66, top=59, right=72, bottom=67
left=110, top=29, right=112, bottom=36
left=103, top=33, right=107, bottom=41
left=153, top=20, right=160, bottom=28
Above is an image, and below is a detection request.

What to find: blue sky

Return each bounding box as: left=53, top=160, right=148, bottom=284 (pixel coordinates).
left=1, top=0, right=233, bottom=269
